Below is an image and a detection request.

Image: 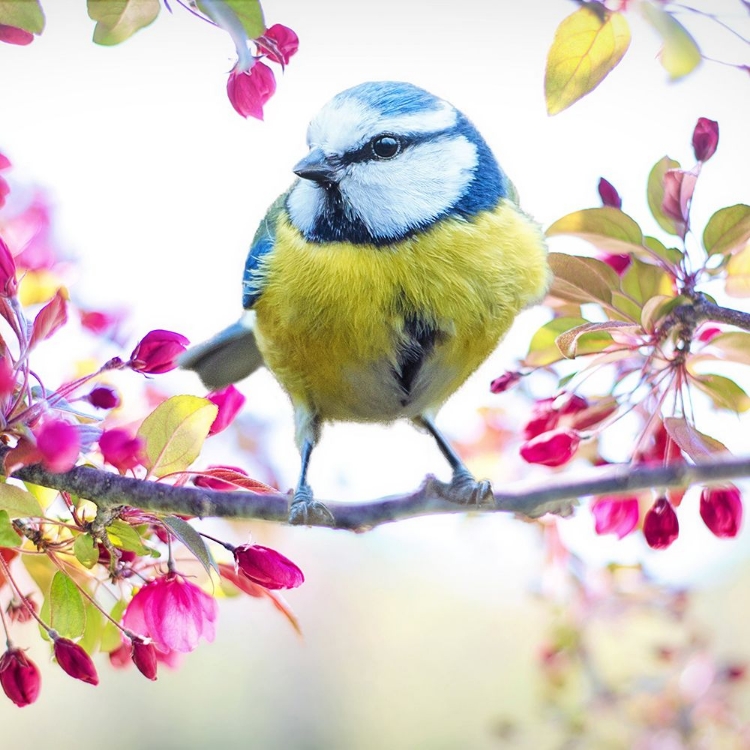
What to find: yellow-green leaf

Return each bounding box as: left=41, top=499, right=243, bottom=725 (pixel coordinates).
left=663, top=416, right=728, bottom=463
left=621, top=257, right=672, bottom=305
left=138, top=395, right=218, bottom=478
left=643, top=236, right=683, bottom=268
left=548, top=253, right=620, bottom=307
left=107, top=519, right=149, bottom=555
left=546, top=207, right=645, bottom=255
left=100, top=600, right=127, bottom=653
left=163, top=515, right=218, bottom=577
left=555, top=320, right=637, bottom=359
left=78, top=601, right=104, bottom=655
left=0, top=482, right=43, bottom=518
left=527, top=316, right=587, bottom=366
left=726, top=242, right=750, bottom=298
left=640, top=2, right=701, bottom=80
left=0, top=510, right=19, bottom=548
left=49, top=571, right=86, bottom=638
left=692, top=374, right=750, bottom=413
left=222, top=0, right=265, bottom=38
left=647, top=156, right=681, bottom=235
left=74, top=534, right=99, bottom=569
left=88, top=0, right=160, bottom=45
left=0, top=0, right=45, bottom=33
left=703, top=205, right=750, bottom=257
left=545, top=4, right=631, bottom=115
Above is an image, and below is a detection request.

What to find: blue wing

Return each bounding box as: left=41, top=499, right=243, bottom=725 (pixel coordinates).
left=242, top=191, right=288, bottom=309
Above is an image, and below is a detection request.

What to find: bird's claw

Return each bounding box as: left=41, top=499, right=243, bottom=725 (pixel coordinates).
left=288, top=484, right=335, bottom=526
left=448, top=468, right=494, bottom=507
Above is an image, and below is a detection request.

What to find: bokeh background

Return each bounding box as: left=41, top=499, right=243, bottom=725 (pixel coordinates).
left=1, top=0, right=750, bottom=747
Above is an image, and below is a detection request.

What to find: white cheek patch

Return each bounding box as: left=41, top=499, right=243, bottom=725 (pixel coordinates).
left=342, top=136, right=478, bottom=240
left=287, top=180, right=325, bottom=236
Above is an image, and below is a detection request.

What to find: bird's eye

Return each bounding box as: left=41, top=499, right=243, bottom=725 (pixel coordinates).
left=370, top=135, right=401, bottom=160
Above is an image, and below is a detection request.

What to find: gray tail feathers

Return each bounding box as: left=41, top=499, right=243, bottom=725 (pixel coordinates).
left=179, top=321, right=264, bottom=390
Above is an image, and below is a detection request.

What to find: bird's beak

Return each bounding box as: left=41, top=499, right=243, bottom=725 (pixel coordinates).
left=293, top=148, right=338, bottom=184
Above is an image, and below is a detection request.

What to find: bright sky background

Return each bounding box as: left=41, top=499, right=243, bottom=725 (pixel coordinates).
left=0, top=0, right=749, bottom=579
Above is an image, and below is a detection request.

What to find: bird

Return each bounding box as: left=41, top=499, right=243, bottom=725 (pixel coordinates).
left=181, top=81, right=550, bottom=524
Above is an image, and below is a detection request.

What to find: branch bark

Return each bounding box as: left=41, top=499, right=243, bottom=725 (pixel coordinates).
left=694, top=298, right=750, bottom=332
left=6, top=449, right=750, bottom=531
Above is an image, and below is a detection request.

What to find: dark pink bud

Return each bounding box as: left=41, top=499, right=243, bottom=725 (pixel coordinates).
left=700, top=486, right=743, bottom=538
left=698, top=326, right=721, bottom=343
left=53, top=637, right=99, bottom=685
left=0, top=648, right=41, bottom=707
left=80, top=309, right=123, bottom=337
left=131, top=639, right=158, bottom=681
left=0, top=24, right=34, bottom=45
left=558, top=394, right=588, bottom=416
left=692, top=117, right=719, bottom=162
left=520, top=428, right=580, bottom=467
left=6, top=595, right=37, bottom=624
left=207, top=384, right=246, bottom=435
left=108, top=642, right=131, bottom=669
left=234, top=544, right=304, bottom=590
left=129, top=329, right=189, bottom=374
left=86, top=386, right=120, bottom=410
left=523, top=398, right=559, bottom=440
left=643, top=497, right=679, bottom=549
left=592, top=496, right=640, bottom=539
left=227, top=60, right=276, bottom=120
left=99, top=429, right=144, bottom=473
left=490, top=371, right=521, bottom=394
left=0, top=153, right=10, bottom=171
left=598, top=177, right=622, bottom=209
left=35, top=419, right=80, bottom=473
left=0, top=175, right=8, bottom=208
left=0, top=355, right=16, bottom=398
left=0, top=236, right=18, bottom=297
left=257, top=23, right=299, bottom=65
left=600, top=252, right=631, bottom=275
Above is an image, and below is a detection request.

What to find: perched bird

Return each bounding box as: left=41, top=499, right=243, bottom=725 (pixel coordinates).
left=181, top=81, right=550, bottom=523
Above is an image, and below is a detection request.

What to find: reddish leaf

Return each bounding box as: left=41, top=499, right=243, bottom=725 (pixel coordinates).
left=29, top=289, right=67, bottom=349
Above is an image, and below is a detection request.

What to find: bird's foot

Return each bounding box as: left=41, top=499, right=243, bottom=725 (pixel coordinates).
left=288, top=484, right=335, bottom=526
left=447, top=467, right=494, bottom=507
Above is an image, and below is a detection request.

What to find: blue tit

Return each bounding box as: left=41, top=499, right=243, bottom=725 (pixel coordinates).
left=181, top=81, right=550, bottom=524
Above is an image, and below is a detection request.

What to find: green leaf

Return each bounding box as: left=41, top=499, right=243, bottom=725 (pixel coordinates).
left=621, top=257, right=671, bottom=305
left=647, top=156, right=681, bottom=235
left=87, top=0, right=160, bottom=45
left=692, top=373, right=750, bottom=413
left=547, top=253, right=620, bottom=307
left=163, top=515, right=219, bottom=577
left=610, top=291, right=642, bottom=323
left=640, top=294, right=685, bottom=333
left=107, top=519, right=149, bottom=555
left=703, top=205, right=750, bottom=257
left=49, top=571, right=86, bottom=638
left=0, top=482, right=43, bottom=518
left=726, top=243, right=750, bottom=298
left=527, top=316, right=587, bottom=366
left=221, top=0, right=265, bottom=38
left=640, top=2, right=701, bottom=80
left=100, top=600, right=127, bottom=653
left=0, top=510, right=19, bottom=548
left=702, top=332, right=750, bottom=366
left=545, top=4, right=631, bottom=115
left=138, top=395, right=218, bottom=478
left=0, top=0, right=44, bottom=33
left=74, top=534, right=99, bottom=569
left=78, top=600, right=104, bottom=656
left=663, top=416, right=728, bottom=463
left=643, top=236, right=683, bottom=268
left=555, top=320, right=637, bottom=359
left=546, top=207, right=645, bottom=255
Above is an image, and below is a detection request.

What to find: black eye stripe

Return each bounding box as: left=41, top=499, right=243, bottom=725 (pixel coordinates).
left=340, top=133, right=418, bottom=165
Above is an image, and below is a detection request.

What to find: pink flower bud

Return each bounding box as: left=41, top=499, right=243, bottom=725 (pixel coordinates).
left=0, top=355, right=16, bottom=399
left=86, top=386, right=120, bottom=410
left=0, top=648, right=41, bottom=707
left=523, top=398, right=559, bottom=440
left=0, top=175, right=8, bottom=209
left=520, top=428, right=580, bottom=467
left=592, top=496, right=640, bottom=539
left=257, top=24, right=299, bottom=65
left=99, top=429, right=144, bottom=473
left=233, top=544, right=305, bottom=590
left=227, top=60, right=276, bottom=120
left=700, top=486, right=743, bottom=538
left=490, top=371, right=521, bottom=394
left=698, top=326, right=721, bottom=343
left=598, top=177, right=622, bottom=209
left=6, top=595, right=37, bottom=624
left=131, top=639, right=158, bottom=681
left=35, top=419, right=80, bottom=473
left=0, top=24, right=34, bottom=46
left=129, top=329, right=189, bottom=374
left=53, top=637, right=99, bottom=685
left=643, top=497, right=679, bottom=549
left=558, top=394, right=588, bottom=416
left=0, top=236, right=18, bottom=297
left=661, top=169, right=697, bottom=237
left=207, top=384, right=246, bottom=435
left=692, top=117, right=719, bottom=162
left=600, top=252, right=631, bottom=275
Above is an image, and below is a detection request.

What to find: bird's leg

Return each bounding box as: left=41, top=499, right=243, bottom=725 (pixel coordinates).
left=288, top=412, right=334, bottom=526
left=414, top=415, right=494, bottom=506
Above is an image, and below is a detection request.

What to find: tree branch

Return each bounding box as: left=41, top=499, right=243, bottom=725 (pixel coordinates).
left=694, top=298, right=750, bottom=332
left=5, top=449, right=750, bottom=531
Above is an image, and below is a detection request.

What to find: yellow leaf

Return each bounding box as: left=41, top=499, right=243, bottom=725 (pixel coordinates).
left=640, top=2, right=701, bottom=80
left=545, top=4, right=631, bottom=115
left=18, top=269, right=65, bottom=306
left=726, top=241, right=750, bottom=298
left=24, top=481, right=60, bottom=511
left=137, top=395, right=217, bottom=478
left=0, top=482, right=43, bottom=518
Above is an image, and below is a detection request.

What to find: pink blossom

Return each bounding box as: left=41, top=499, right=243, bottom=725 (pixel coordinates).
left=99, top=429, right=144, bottom=473
left=0, top=176, right=8, bottom=209
left=643, top=497, right=679, bottom=549
left=233, top=544, right=304, bottom=590
left=0, top=25, right=34, bottom=45
left=700, top=486, right=743, bottom=538
left=0, top=648, right=41, bottom=707
left=257, top=24, right=299, bottom=65
left=227, top=60, right=276, bottom=120
left=207, top=384, right=246, bottom=435
left=108, top=642, right=131, bottom=670
left=490, top=371, right=521, bottom=394
left=598, top=177, right=622, bottom=209
left=123, top=573, right=218, bottom=653
left=592, top=496, right=640, bottom=539
left=35, top=419, right=80, bottom=473
left=0, top=355, right=16, bottom=398
left=129, top=329, right=189, bottom=374
left=520, top=428, right=580, bottom=467
left=53, top=638, right=99, bottom=685
left=692, top=118, right=719, bottom=162
left=80, top=309, right=124, bottom=337
left=0, top=236, right=18, bottom=297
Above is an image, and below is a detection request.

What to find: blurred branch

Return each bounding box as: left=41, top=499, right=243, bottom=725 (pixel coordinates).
left=4, top=449, right=750, bottom=531
left=694, top=298, right=750, bottom=331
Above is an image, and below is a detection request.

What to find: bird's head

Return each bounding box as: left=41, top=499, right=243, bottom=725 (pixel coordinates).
left=286, top=81, right=510, bottom=246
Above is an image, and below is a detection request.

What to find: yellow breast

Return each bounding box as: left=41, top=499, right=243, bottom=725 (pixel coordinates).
left=252, top=200, right=549, bottom=423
